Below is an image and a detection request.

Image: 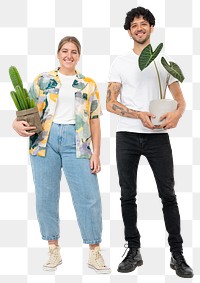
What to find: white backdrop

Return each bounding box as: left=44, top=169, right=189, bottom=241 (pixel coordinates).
left=0, top=0, right=199, bottom=282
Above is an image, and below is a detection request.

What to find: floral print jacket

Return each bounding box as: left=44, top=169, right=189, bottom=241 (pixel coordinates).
left=29, top=69, right=102, bottom=158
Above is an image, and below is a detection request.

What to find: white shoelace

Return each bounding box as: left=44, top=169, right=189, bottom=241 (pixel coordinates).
left=94, top=250, right=106, bottom=267
left=45, top=249, right=59, bottom=266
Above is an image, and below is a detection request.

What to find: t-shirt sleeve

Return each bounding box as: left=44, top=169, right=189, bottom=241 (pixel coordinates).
left=108, top=58, right=122, bottom=83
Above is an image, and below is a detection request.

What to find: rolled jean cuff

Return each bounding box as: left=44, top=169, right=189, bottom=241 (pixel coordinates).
left=42, top=235, right=60, bottom=241
left=83, top=239, right=102, bottom=244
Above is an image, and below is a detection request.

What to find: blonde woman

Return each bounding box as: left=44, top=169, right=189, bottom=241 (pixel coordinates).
left=13, top=36, right=110, bottom=274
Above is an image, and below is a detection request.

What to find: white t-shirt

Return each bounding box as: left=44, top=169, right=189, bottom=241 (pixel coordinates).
left=108, top=51, right=177, bottom=133
left=53, top=72, right=76, bottom=124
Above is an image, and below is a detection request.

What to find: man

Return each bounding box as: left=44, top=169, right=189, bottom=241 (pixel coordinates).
left=106, top=6, right=193, bottom=278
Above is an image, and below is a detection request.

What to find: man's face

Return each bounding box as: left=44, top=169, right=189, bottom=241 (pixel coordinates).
left=128, top=16, right=154, bottom=44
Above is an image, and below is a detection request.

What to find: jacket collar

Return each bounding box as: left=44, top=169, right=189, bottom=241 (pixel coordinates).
left=50, top=68, right=88, bottom=91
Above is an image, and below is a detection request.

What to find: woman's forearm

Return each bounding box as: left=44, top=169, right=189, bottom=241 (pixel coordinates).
left=90, top=118, right=101, bottom=156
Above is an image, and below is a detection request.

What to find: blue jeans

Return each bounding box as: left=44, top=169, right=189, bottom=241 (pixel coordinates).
left=116, top=132, right=183, bottom=252
left=30, top=123, right=102, bottom=244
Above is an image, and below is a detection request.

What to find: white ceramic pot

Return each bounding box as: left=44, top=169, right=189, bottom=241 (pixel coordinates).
left=149, top=99, right=178, bottom=125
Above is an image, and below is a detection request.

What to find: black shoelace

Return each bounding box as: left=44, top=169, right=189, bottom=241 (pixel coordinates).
left=121, top=244, right=137, bottom=260
left=173, top=252, right=186, bottom=265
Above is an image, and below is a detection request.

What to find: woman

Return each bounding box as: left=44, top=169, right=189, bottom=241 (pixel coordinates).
left=13, top=36, right=110, bottom=274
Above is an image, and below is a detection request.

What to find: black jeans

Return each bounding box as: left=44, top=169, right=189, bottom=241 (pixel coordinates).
left=116, top=132, right=183, bottom=252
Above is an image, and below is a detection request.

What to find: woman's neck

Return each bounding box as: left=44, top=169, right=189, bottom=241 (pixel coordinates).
left=59, top=67, right=76, bottom=76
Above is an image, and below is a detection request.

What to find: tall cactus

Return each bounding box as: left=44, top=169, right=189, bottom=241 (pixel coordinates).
left=9, top=66, right=23, bottom=90
left=9, top=66, right=35, bottom=111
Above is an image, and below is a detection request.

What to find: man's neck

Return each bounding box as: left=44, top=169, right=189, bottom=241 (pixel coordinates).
left=133, top=40, right=151, bottom=55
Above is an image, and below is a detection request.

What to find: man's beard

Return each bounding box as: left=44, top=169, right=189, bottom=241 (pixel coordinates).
left=132, top=33, right=150, bottom=45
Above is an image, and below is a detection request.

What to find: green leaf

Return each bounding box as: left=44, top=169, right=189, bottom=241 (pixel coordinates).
left=161, top=57, right=185, bottom=83
left=139, top=43, right=163, bottom=71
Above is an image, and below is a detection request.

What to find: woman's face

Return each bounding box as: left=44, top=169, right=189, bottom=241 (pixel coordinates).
left=57, top=42, right=80, bottom=72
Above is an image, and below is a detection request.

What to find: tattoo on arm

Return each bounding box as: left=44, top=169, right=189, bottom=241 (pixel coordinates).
left=112, top=104, right=126, bottom=115
left=106, top=82, right=121, bottom=103
left=112, top=104, right=139, bottom=117
left=106, top=89, right=111, bottom=103
left=107, top=82, right=139, bottom=118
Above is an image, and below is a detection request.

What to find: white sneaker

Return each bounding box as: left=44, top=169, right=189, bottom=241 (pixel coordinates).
left=88, top=246, right=111, bottom=274
left=43, top=244, right=62, bottom=271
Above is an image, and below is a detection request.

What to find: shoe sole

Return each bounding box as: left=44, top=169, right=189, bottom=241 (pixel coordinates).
left=88, top=264, right=111, bottom=274
left=43, top=260, right=62, bottom=271
left=117, top=260, right=143, bottom=273
left=170, top=264, right=193, bottom=278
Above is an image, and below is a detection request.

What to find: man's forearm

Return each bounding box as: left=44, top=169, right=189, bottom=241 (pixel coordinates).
left=176, top=97, right=186, bottom=117
left=106, top=100, right=140, bottom=119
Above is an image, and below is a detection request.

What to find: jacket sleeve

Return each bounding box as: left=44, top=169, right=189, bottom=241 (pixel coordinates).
left=90, top=82, right=103, bottom=119
left=28, top=75, right=42, bottom=104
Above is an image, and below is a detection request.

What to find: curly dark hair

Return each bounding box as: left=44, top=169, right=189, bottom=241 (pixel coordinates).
left=124, top=6, right=155, bottom=30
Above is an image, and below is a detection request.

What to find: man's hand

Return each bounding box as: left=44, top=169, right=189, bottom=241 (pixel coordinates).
left=138, top=111, right=156, bottom=129
left=12, top=119, right=36, bottom=137
left=158, top=111, right=181, bottom=129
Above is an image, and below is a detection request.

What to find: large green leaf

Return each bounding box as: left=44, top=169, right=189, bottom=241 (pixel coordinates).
left=161, top=57, right=185, bottom=83
left=139, top=43, right=163, bottom=71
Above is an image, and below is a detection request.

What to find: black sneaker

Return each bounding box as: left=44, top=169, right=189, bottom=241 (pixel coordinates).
left=170, top=251, right=193, bottom=278
left=117, top=248, right=143, bottom=273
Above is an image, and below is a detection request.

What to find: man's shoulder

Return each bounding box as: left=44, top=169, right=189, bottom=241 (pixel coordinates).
left=111, top=51, right=134, bottom=67
left=115, top=51, right=133, bottom=60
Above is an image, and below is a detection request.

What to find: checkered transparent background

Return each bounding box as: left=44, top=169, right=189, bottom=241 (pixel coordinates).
left=0, top=0, right=199, bottom=282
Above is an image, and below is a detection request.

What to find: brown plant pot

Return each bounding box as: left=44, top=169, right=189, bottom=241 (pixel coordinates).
left=16, top=106, right=43, bottom=134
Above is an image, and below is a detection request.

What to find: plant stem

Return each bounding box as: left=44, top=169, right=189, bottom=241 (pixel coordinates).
left=153, top=61, right=163, bottom=99
left=163, top=74, right=170, bottom=99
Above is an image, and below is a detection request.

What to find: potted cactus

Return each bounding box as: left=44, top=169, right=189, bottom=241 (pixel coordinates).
left=138, top=43, right=185, bottom=125
left=9, top=66, right=42, bottom=133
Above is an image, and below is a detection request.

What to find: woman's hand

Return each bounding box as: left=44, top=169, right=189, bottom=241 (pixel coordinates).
left=90, top=153, right=101, bottom=174
left=12, top=119, right=36, bottom=137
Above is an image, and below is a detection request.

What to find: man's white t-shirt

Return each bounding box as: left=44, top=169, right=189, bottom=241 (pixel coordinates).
left=53, top=72, right=76, bottom=124
left=108, top=50, right=177, bottom=133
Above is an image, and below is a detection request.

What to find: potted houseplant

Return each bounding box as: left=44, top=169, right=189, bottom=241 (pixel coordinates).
left=9, top=66, right=43, bottom=133
left=138, top=43, right=185, bottom=125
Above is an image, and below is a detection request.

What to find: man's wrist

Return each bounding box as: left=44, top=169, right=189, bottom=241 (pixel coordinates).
left=175, top=109, right=184, bottom=118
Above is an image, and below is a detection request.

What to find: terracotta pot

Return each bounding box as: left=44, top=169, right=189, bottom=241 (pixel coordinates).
left=149, top=99, right=178, bottom=125
left=16, top=106, right=43, bottom=133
